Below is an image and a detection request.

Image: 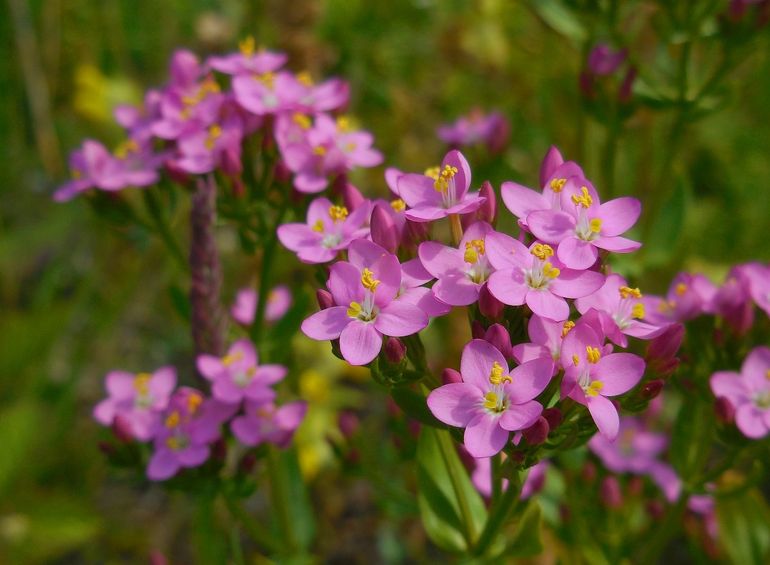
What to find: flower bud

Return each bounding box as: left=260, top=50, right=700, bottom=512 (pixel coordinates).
left=273, top=159, right=292, bottom=183
left=384, top=337, right=406, bottom=364
left=471, top=320, right=485, bottom=339
left=715, top=396, right=735, bottom=424
left=539, top=146, right=564, bottom=188
left=619, top=65, right=637, bottom=104
left=479, top=286, right=505, bottom=321
left=316, top=289, right=334, bottom=310
left=477, top=181, right=497, bottom=225
left=338, top=411, right=360, bottom=438
left=406, top=219, right=429, bottom=245
left=220, top=146, right=242, bottom=177
left=641, top=379, right=665, bottom=400
left=239, top=452, right=257, bottom=474
left=647, top=324, right=684, bottom=366
left=542, top=407, right=563, bottom=430
left=484, top=323, right=513, bottom=360
left=601, top=476, right=623, bottom=509
left=338, top=179, right=365, bottom=211
left=523, top=416, right=549, bottom=445
left=371, top=204, right=399, bottom=253
left=212, top=438, right=227, bottom=461
left=112, top=414, right=134, bottom=443
left=442, top=368, right=463, bottom=385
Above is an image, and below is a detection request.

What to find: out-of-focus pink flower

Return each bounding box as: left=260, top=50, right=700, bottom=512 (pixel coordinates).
left=587, top=43, right=627, bottom=76
left=512, top=315, right=574, bottom=374
left=207, top=38, right=287, bottom=76
left=642, top=272, right=718, bottom=326
left=437, top=108, right=509, bottom=154
left=231, top=286, right=292, bottom=325
left=231, top=400, right=307, bottom=447
left=713, top=266, right=755, bottom=334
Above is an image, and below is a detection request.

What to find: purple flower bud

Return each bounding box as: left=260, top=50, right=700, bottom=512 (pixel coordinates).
left=647, top=324, right=684, bottom=366
left=601, top=476, right=623, bottom=509
left=471, top=320, right=485, bottom=339
left=479, top=285, right=505, bottom=321
left=338, top=411, right=360, bottom=438
left=619, top=65, right=637, bottom=103
left=539, top=146, right=564, bottom=188
left=406, top=219, right=429, bottom=245
left=316, top=289, right=334, bottom=310
left=338, top=179, right=366, bottom=211
left=542, top=407, right=563, bottom=430
left=523, top=416, right=549, bottom=445
left=483, top=323, right=513, bottom=360
left=371, top=204, right=399, bottom=253
left=112, top=414, right=135, bottom=443
left=478, top=181, right=497, bottom=225
left=220, top=146, right=242, bottom=177
left=273, top=159, right=292, bottom=183
left=715, top=396, right=735, bottom=424
left=384, top=337, right=406, bottom=364
left=442, top=368, right=463, bottom=385
left=588, top=43, right=627, bottom=76
left=641, top=379, right=665, bottom=400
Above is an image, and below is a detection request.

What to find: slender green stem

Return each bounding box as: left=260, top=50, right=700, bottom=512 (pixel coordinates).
left=266, top=447, right=298, bottom=552
left=435, top=429, right=477, bottom=546
left=473, top=472, right=521, bottom=556
left=634, top=495, right=688, bottom=563
left=222, top=490, right=281, bottom=554
left=142, top=189, right=188, bottom=270
left=230, top=525, right=246, bottom=565
left=491, top=453, right=502, bottom=502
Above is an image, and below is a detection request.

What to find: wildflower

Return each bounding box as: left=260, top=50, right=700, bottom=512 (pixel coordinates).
left=196, top=339, right=286, bottom=404
left=232, top=70, right=299, bottom=115
left=174, top=113, right=244, bottom=175
left=527, top=181, right=642, bottom=269
left=277, top=197, right=369, bottom=264
left=231, top=400, right=307, bottom=447
left=288, top=73, right=350, bottom=113
left=394, top=257, right=453, bottom=317
left=418, top=221, right=496, bottom=306
left=231, top=286, right=292, bottom=325
left=152, top=67, right=224, bottom=140
left=738, top=262, right=770, bottom=318
left=397, top=150, right=485, bottom=222
left=587, top=43, right=627, bottom=76
left=436, top=109, right=509, bottom=153
left=486, top=233, right=604, bottom=321
left=93, top=367, right=176, bottom=441
left=641, top=272, right=718, bottom=326
left=427, top=339, right=552, bottom=457
left=713, top=265, right=756, bottom=334
left=560, top=323, right=645, bottom=439
left=710, top=346, right=770, bottom=439
left=301, top=239, right=429, bottom=365
left=511, top=314, right=571, bottom=374
left=207, top=39, right=287, bottom=75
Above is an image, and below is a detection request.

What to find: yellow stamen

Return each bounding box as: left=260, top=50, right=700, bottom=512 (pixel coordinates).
left=336, top=116, right=351, bottom=132
left=313, top=145, right=327, bottom=156
left=187, top=392, right=203, bottom=414
left=293, top=113, right=312, bottom=129
left=631, top=303, right=645, bottom=319
left=589, top=218, right=602, bottom=233
left=114, top=139, right=139, bottom=159
left=165, top=411, right=180, bottom=429
left=571, top=186, right=593, bottom=208
left=542, top=262, right=561, bottom=279
left=347, top=301, right=362, bottom=318
left=586, top=346, right=601, bottom=364
left=329, top=205, right=348, bottom=223
left=433, top=164, right=458, bottom=193
left=205, top=124, right=222, bottom=150
left=222, top=351, right=244, bottom=366
left=675, top=283, right=688, bottom=296
left=311, top=219, right=324, bottom=232
left=586, top=380, right=604, bottom=397
left=530, top=243, right=555, bottom=261
left=550, top=178, right=567, bottom=193
left=424, top=166, right=440, bottom=180
left=483, top=391, right=499, bottom=410
left=572, top=354, right=580, bottom=366
left=361, top=268, right=380, bottom=292
left=296, top=71, right=314, bottom=86
left=561, top=320, right=575, bottom=338
left=258, top=72, right=275, bottom=89
left=766, top=369, right=770, bottom=380
left=489, top=361, right=512, bottom=385
left=72, top=169, right=82, bottom=179
left=344, top=142, right=356, bottom=152
left=463, top=239, right=485, bottom=264
left=390, top=199, right=406, bottom=212
left=133, top=373, right=152, bottom=395
left=239, top=36, right=256, bottom=57
left=166, top=436, right=182, bottom=450
left=619, top=286, right=642, bottom=299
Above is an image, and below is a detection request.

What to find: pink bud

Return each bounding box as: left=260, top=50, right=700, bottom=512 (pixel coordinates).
left=442, top=368, right=463, bottom=385
left=406, top=219, right=429, bottom=245
left=715, top=396, right=735, bottom=424
left=338, top=179, right=365, bottom=211
left=164, top=160, right=190, bottom=185
left=316, top=289, right=334, bottom=310
left=478, top=181, right=497, bottom=225
left=647, top=324, right=684, bottom=365
left=112, top=414, right=134, bottom=443
left=338, top=411, right=360, bottom=438
left=479, top=285, right=505, bottom=321
left=273, top=159, right=292, bottom=183
left=601, top=476, right=623, bottom=509
left=542, top=407, right=563, bottom=430
left=641, top=379, right=665, bottom=400
left=619, top=65, right=637, bottom=103
left=484, top=323, right=513, bottom=359
left=371, top=204, right=399, bottom=253
left=539, top=146, right=564, bottom=188
left=523, top=417, right=549, bottom=445
left=384, top=337, right=406, bottom=364
left=220, top=146, right=242, bottom=177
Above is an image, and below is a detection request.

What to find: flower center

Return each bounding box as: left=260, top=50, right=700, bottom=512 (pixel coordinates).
left=234, top=367, right=256, bottom=388
left=329, top=205, right=348, bottom=223
left=571, top=186, right=593, bottom=208
left=550, top=178, right=567, bottom=193
left=222, top=351, right=244, bottom=366
left=391, top=199, right=406, bottom=212
left=525, top=244, right=560, bottom=289
left=239, top=36, right=256, bottom=57
left=489, top=361, right=512, bottom=385
left=613, top=287, right=645, bottom=329
left=755, top=391, right=770, bottom=409
left=166, top=434, right=189, bottom=451
left=561, top=320, right=575, bottom=338
left=483, top=390, right=509, bottom=413
left=205, top=125, right=222, bottom=150
left=293, top=113, right=312, bottom=129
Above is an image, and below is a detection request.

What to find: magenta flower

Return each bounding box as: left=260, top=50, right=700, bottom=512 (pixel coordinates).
left=587, top=43, right=627, bottom=76
left=576, top=274, right=666, bottom=347
left=231, top=400, right=307, bottom=447
left=739, top=262, right=770, bottom=318
left=397, top=150, right=485, bottom=222
left=196, top=340, right=286, bottom=405
left=418, top=221, right=496, bottom=306
left=512, top=314, right=574, bottom=374
left=713, top=265, right=756, bottom=333
left=560, top=323, right=645, bottom=439
left=288, top=73, right=350, bottom=114
left=54, top=139, right=160, bottom=202
left=277, top=197, right=369, bottom=264
left=710, top=346, right=770, bottom=439
left=301, top=239, right=429, bottom=365
left=437, top=108, right=509, bottom=153
left=147, top=388, right=237, bottom=481
left=427, top=339, right=552, bottom=457
left=152, top=74, right=224, bottom=140
left=93, top=367, right=176, bottom=441
left=527, top=181, right=642, bottom=269
left=232, top=70, right=299, bottom=116
left=642, top=272, right=718, bottom=325
left=231, top=285, right=292, bottom=325
left=174, top=113, right=244, bottom=176
left=207, top=38, right=287, bottom=76
left=114, top=89, right=164, bottom=143
left=485, top=233, right=605, bottom=321
left=395, top=258, right=452, bottom=318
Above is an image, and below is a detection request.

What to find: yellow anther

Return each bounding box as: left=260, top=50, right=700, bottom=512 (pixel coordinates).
left=239, top=36, right=256, bottom=57
left=313, top=145, right=327, bottom=156
left=222, top=351, right=244, bottom=367
left=200, top=76, right=221, bottom=94
left=344, top=142, right=357, bottom=152
left=586, top=346, right=601, bottom=364
left=311, top=219, right=324, bottom=232
left=390, top=199, right=406, bottom=212
left=293, top=113, right=312, bottom=129
left=258, top=72, right=275, bottom=89
left=561, top=320, right=575, bottom=338
left=114, top=139, right=139, bottom=159
left=586, top=380, right=604, bottom=397
left=433, top=164, right=459, bottom=192
left=631, top=303, right=645, bottom=319
left=572, top=354, right=580, bottom=366
left=165, top=411, right=180, bottom=429
left=658, top=300, right=674, bottom=313
left=205, top=124, right=222, bottom=150
left=187, top=392, right=203, bottom=414
left=133, top=373, right=152, bottom=395
left=72, top=169, right=82, bottom=179
left=589, top=218, right=602, bottom=233
left=619, top=286, right=642, bottom=299
left=766, top=369, right=770, bottom=380
left=424, top=166, right=440, bottom=180
left=483, top=391, right=500, bottom=410
left=361, top=268, right=380, bottom=292
left=329, top=205, right=348, bottom=223
left=571, top=186, right=594, bottom=208
left=542, top=262, right=561, bottom=279
left=531, top=243, right=555, bottom=261
left=336, top=116, right=352, bottom=132
left=166, top=436, right=182, bottom=450
left=675, top=283, right=688, bottom=296
left=182, top=95, right=197, bottom=107
left=550, top=178, right=567, bottom=193
left=489, top=361, right=512, bottom=385
left=347, top=302, right=362, bottom=318
left=464, top=239, right=485, bottom=264
left=296, top=71, right=314, bottom=86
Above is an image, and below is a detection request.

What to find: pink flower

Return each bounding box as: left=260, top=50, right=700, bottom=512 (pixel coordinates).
left=196, top=340, right=286, bottom=405
left=231, top=286, right=292, bottom=325
left=232, top=71, right=300, bottom=115
left=207, top=38, right=287, bottom=76
left=152, top=74, right=224, bottom=140
left=641, top=272, right=718, bottom=325
left=288, top=73, right=349, bottom=114
left=301, top=239, right=429, bottom=365
left=147, top=388, right=237, bottom=481
left=713, top=265, right=756, bottom=333
left=231, top=400, right=307, bottom=447
left=587, top=43, right=627, bottom=76
left=174, top=113, right=244, bottom=176
left=418, top=221, right=496, bottom=306
left=397, top=150, right=485, bottom=222
left=512, top=314, right=574, bottom=374
left=277, top=197, right=369, bottom=264
left=527, top=181, right=642, bottom=269
left=427, top=339, right=552, bottom=457
left=93, top=367, right=176, bottom=441
left=560, top=323, right=645, bottom=439
left=394, top=258, right=452, bottom=318
left=739, top=262, right=770, bottom=318
left=710, top=346, right=770, bottom=439
left=485, top=233, right=605, bottom=321
left=437, top=108, right=509, bottom=153
left=576, top=273, right=667, bottom=347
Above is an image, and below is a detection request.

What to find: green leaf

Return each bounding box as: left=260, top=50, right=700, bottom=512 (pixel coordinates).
left=0, top=402, right=42, bottom=496
left=503, top=501, right=543, bottom=558
left=717, top=488, right=770, bottom=564
left=529, top=0, right=587, bottom=43
left=390, top=386, right=446, bottom=429
left=416, top=427, right=487, bottom=553
left=644, top=175, right=688, bottom=268
left=669, top=398, right=713, bottom=478
left=273, top=447, right=316, bottom=551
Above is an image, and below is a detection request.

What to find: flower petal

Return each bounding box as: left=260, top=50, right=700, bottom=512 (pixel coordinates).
left=487, top=270, right=528, bottom=306
left=500, top=181, right=549, bottom=220
left=328, top=261, right=363, bottom=305
left=301, top=306, right=351, bottom=340
left=550, top=268, right=605, bottom=298
left=461, top=338, right=508, bottom=390
left=375, top=301, right=428, bottom=336
left=556, top=237, right=598, bottom=270
left=499, top=400, right=543, bottom=431
left=593, top=236, right=641, bottom=253
left=339, top=320, right=382, bottom=365
left=147, top=448, right=180, bottom=481
left=427, top=383, right=482, bottom=427
left=418, top=241, right=465, bottom=278
left=527, top=210, right=576, bottom=244
left=526, top=290, right=569, bottom=321
left=464, top=414, right=509, bottom=457
left=433, top=276, right=480, bottom=306
left=506, top=358, right=554, bottom=403
left=485, top=231, right=529, bottom=270
left=735, top=404, right=769, bottom=439
left=586, top=395, right=620, bottom=440
left=595, top=353, right=645, bottom=396
left=597, top=197, right=641, bottom=236
left=710, top=370, right=748, bottom=402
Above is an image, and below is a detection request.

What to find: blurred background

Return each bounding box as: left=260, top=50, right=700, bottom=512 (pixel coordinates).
left=2, top=0, right=769, bottom=562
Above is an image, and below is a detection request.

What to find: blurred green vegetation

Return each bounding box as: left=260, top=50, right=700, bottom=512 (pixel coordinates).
left=1, top=0, right=769, bottom=562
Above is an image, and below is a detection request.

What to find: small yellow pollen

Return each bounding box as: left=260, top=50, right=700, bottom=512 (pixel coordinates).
left=390, top=199, right=406, bottom=213
left=464, top=239, right=485, bottom=264
left=483, top=391, right=499, bottom=410
left=165, top=411, right=180, bottom=429
left=133, top=373, right=152, bottom=395
left=114, top=139, right=139, bottom=159
left=550, top=178, right=567, bottom=193
left=205, top=124, right=222, bottom=150
left=344, top=142, right=356, bottom=152
left=766, top=369, right=770, bottom=381
left=311, top=219, right=324, bottom=232
left=187, top=392, right=203, bottom=414
left=586, top=346, right=601, bottom=364
left=586, top=380, right=604, bottom=397
left=542, top=262, right=561, bottom=279
left=631, top=303, right=645, bottom=319
left=489, top=361, right=512, bottom=385
left=571, top=186, right=594, bottom=208
left=424, top=166, right=440, bottom=180
left=293, top=113, right=312, bottom=129
left=619, top=286, right=642, bottom=299
left=361, top=268, right=380, bottom=292
left=239, top=36, right=256, bottom=57
left=589, top=218, right=602, bottom=233
left=329, top=205, right=348, bottom=223
left=166, top=436, right=182, bottom=450
left=336, top=116, right=352, bottom=132
left=296, top=71, right=314, bottom=87
left=347, top=301, right=362, bottom=318
left=530, top=243, right=555, bottom=261
left=561, top=320, right=575, bottom=338
left=572, top=354, right=580, bottom=366
left=433, top=164, right=458, bottom=193
left=313, top=145, right=327, bottom=156
left=675, top=283, right=688, bottom=296
left=257, top=72, right=275, bottom=89
left=222, top=351, right=244, bottom=367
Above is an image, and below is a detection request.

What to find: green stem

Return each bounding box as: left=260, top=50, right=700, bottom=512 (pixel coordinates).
left=634, top=495, right=688, bottom=563
left=142, top=189, right=188, bottom=270
left=229, top=525, right=246, bottom=565
left=601, top=117, right=620, bottom=198
left=266, top=447, right=298, bottom=552
left=435, top=429, right=477, bottom=546
left=491, top=453, right=502, bottom=502
left=473, top=472, right=521, bottom=556
left=222, top=490, right=281, bottom=555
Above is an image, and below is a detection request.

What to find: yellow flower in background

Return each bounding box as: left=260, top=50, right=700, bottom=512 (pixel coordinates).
left=73, top=65, right=141, bottom=125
